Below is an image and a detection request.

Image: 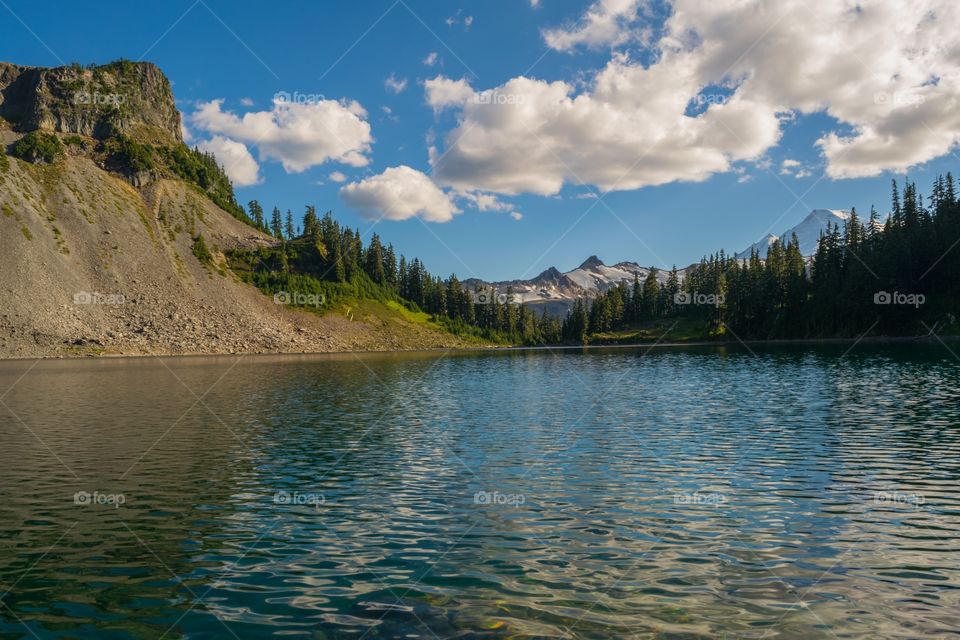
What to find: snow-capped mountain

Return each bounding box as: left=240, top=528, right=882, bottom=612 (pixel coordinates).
left=735, top=209, right=850, bottom=259
left=467, top=208, right=864, bottom=318
left=464, top=256, right=671, bottom=318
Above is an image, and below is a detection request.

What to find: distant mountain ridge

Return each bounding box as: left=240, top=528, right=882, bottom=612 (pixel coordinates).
left=468, top=208, right=859, bottom=317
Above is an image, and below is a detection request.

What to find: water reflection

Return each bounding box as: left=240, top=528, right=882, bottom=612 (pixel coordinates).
left=0, top=345, right=958, bottom=638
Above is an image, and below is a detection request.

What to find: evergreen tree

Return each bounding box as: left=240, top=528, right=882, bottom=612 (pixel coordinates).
left=270, top=207, right=283, bottom=239
left=248, top=200, right=265, bottom=230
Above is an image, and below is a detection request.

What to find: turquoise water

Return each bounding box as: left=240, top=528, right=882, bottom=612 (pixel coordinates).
left=1, top=345, right=959, bottom=638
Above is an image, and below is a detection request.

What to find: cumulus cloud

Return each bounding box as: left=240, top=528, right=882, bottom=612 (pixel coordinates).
left=427, top=0, right=960, bottom=196
left=543, top=0, right=646, bottom=52
left=329, top=171, right=348, bottom=183
left=190, top=97, right=373, bottom=173
left=385, top=73, right=408, bottom=94
left=423, top=52, right=438, bottom=67
left=340, top=166, right=460, bottom=222
left=196, top=136, right=261, bottom=186
left=424, top=76, right=475, bottom=112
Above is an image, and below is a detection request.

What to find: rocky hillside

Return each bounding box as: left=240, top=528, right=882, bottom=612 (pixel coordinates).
left=0, top=61, right=470, bottom=358
left=0, top=60, right=181, bottom=144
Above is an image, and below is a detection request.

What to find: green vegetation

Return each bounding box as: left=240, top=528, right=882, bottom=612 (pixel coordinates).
left=101, top=134, right=251, bottom=225
left=63, top=135, right=87, bottom=150
left=102, top=134, right=155, bottom=173
left=10, top=131, right=64, bottom=164
left=225, top=208, right=557, bottom=344
left=191, top=234, right=213, bottom=264
left=563, top=172, right=960, bottom=343
left=0, top=149, right=9, bottom=172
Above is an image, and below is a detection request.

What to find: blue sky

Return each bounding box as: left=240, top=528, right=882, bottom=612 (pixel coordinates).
left=2, top=1, right=958, bottom=281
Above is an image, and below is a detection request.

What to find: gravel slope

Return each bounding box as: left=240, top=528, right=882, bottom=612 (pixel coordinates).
left=0, top=142, right=471, bottom=359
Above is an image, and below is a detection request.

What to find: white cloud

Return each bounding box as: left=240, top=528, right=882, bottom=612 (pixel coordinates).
left=197, top=136, right=261, bottom=186
left=385, top=73, right=408, bottom=94
left=190, top=97, right=372, bottom=173
left=423, top=52, right=438, bottom=66
left=456, top=190, right=522, bottom=219
left=426, top=1, right=960, bottom=196
left=779, top=158, right=801, bottom=174
left=543, top=0, right=646, bottom=52
left=445, top=10, right=473, bottom=29
left=239, top=97, right=254, bottom=107
left=779, top=158, right=814, bottom=179
left=511, top=211, right=524, bottom=220
left=340, top=166, right=460, bottom=222
left=530, top=0, right=541, bottom=7
left=329, top=171, right=348, bottom=183
left=424, top=76, right=475, bottom=112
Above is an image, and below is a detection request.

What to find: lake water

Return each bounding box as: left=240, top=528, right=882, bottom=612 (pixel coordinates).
left=1, top=345, right=959, bottom=639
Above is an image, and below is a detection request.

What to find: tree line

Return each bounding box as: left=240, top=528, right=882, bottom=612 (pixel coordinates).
left=560, top=172, right=959, bottom=342
left=233, top=205, right=562, bottom=345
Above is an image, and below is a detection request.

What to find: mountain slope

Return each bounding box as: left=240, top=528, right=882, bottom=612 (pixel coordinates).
left=0, top=62, right=470, bottom=358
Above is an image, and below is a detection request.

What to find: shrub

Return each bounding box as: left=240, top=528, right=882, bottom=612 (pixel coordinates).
left=63, top=135, right=86, bottom=150
left=10, top=131, right=64, bottom=164
left=192, top=234, right=213, bottom=264
left=102, top=134, right=155, bottom=174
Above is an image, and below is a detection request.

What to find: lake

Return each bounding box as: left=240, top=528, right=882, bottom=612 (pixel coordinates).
left=1, top=345, right=959, bottom=639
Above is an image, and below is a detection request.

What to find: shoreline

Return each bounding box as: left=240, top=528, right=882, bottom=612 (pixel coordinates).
left=0, top=333, right=956, bottom=364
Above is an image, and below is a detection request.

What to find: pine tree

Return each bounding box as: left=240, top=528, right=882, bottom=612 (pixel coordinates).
left=270, top=207, right=283, bottom=239
left=248, top=200, right=265, bottom=231
left=642, top=269, right=660, bottom=319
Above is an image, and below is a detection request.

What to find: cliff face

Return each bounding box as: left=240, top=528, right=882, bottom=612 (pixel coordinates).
left=0, top=61, right=181, bottom=144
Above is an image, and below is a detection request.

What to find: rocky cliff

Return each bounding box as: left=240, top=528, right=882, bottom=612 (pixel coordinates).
left=0, top=60, right=181, bottom=144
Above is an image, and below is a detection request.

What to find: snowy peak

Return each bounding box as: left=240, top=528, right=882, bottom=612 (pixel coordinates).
left=578, top=255, right=605, bottom=269
left=736, top=209, right=850, bottom=259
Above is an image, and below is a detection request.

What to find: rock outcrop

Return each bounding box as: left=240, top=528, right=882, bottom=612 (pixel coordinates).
left=0, top=60, right=181, bottom=144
